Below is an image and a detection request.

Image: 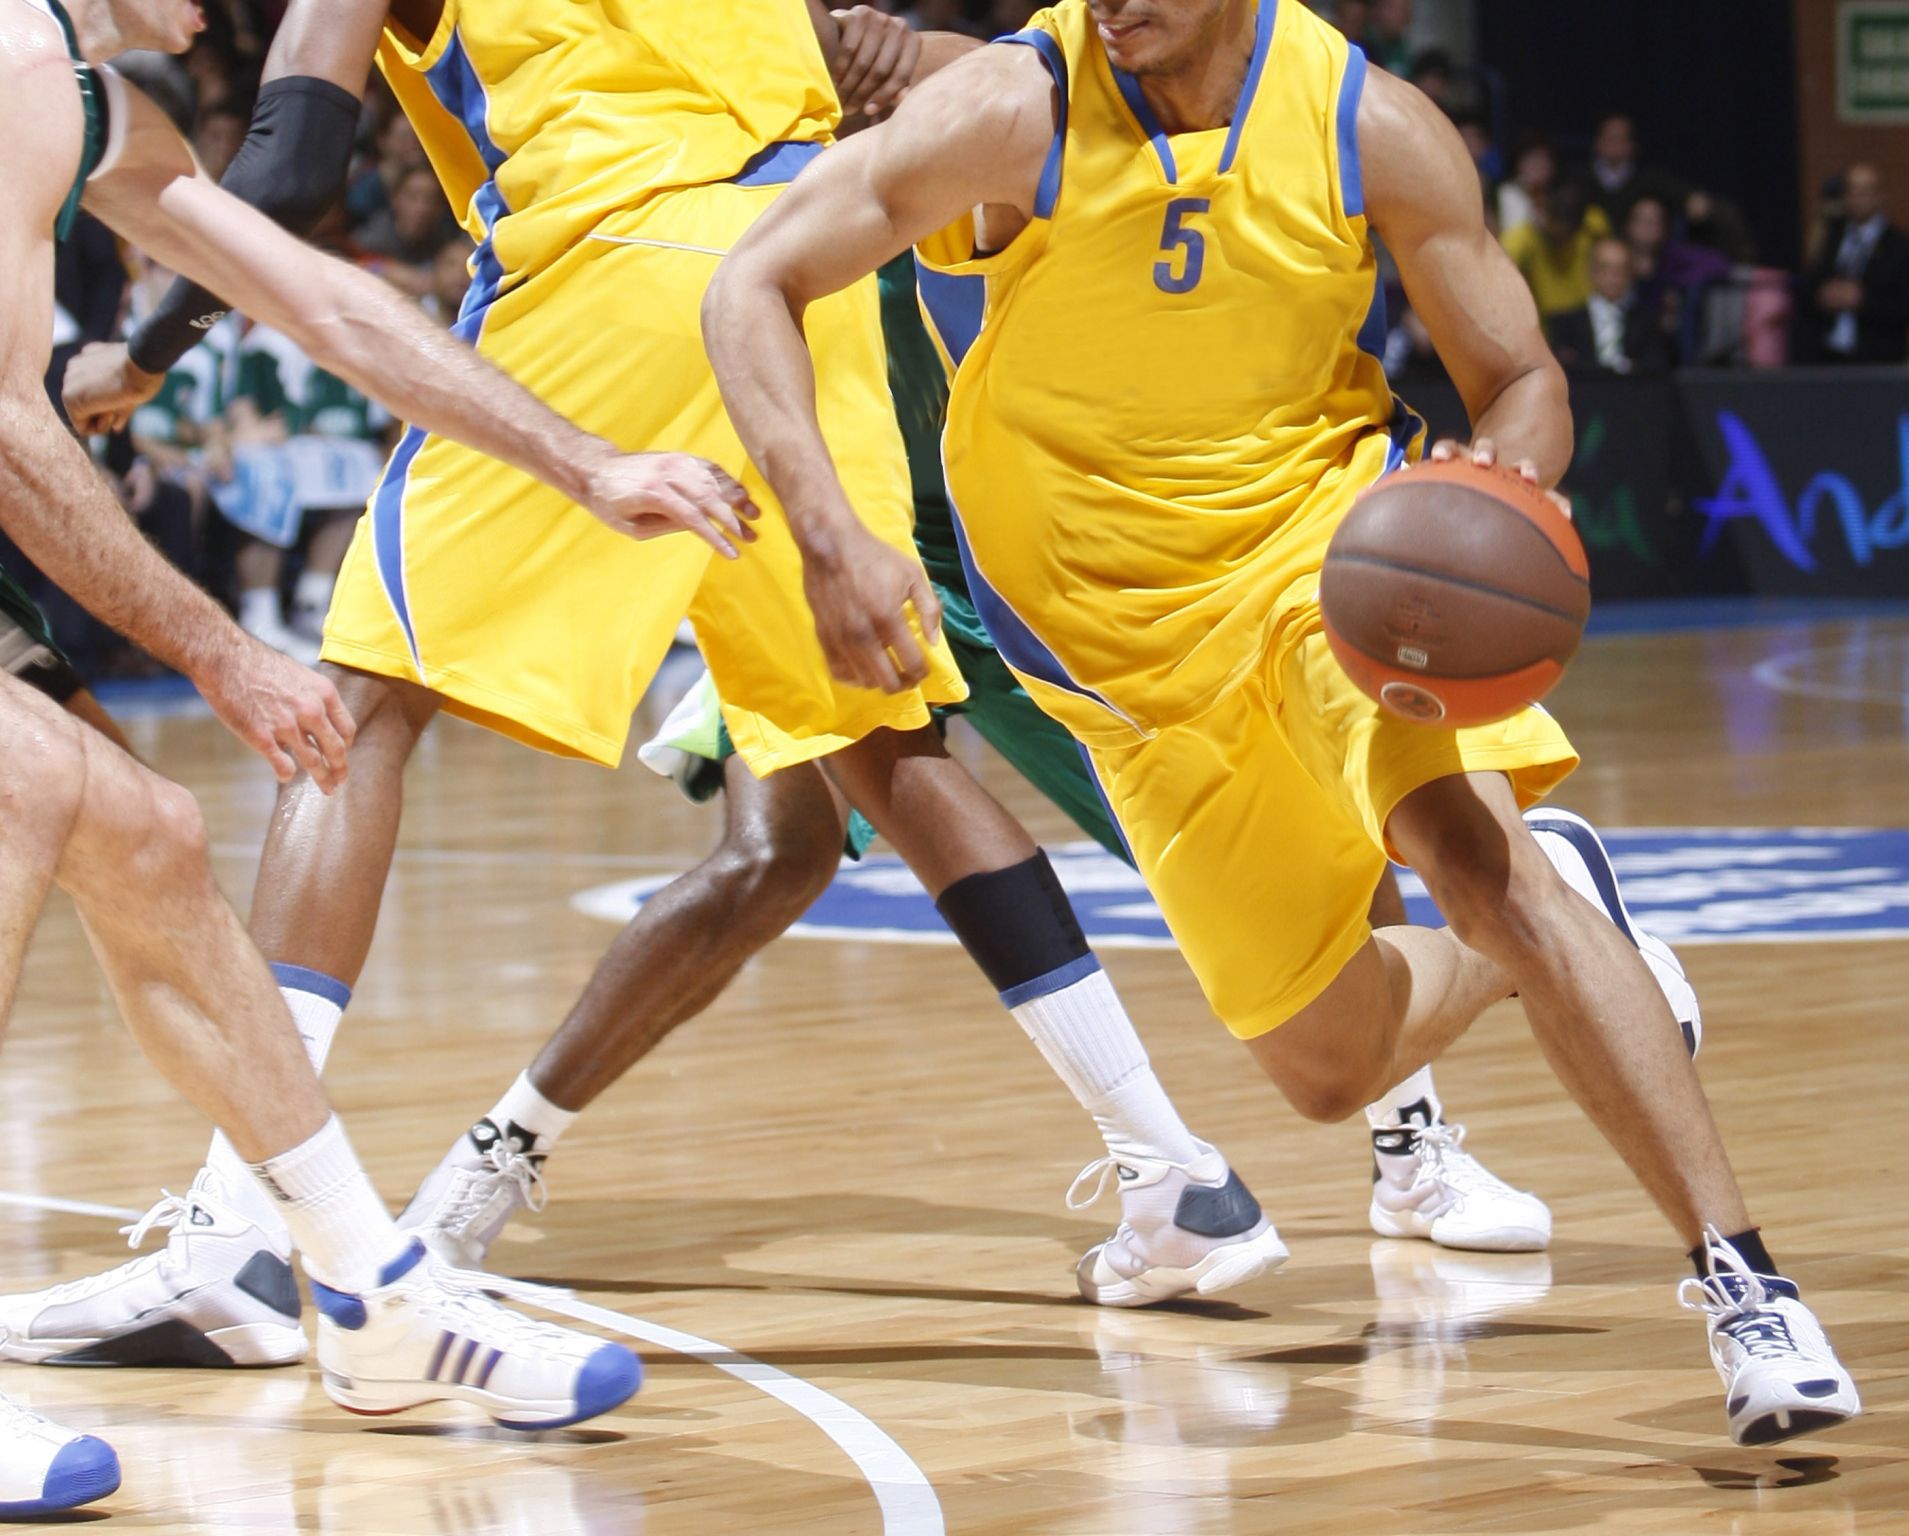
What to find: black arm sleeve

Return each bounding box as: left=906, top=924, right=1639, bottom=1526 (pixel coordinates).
left=125, top=75, right=362, bottom=376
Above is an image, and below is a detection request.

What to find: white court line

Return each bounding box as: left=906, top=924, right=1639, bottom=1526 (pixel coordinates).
left=209, top=843, right=688, bottom=872
left=0, top=1195, right=945, bottom=1535
left=523, top=1288, right=944, bottom=1536
left=0, top=1190, right=141, bottom=1221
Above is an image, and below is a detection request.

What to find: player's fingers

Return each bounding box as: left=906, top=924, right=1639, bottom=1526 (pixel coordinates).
left=324, top=686, right=358, bottom=750
left=1428, top=438, right=1462, bottom=463
left=255, top=730, right=297, bottom=785
left=882, top=601, right=929, bottom=687
left=911, top=573, right=943, bottom=646
left=1547, top=489, right=1574, bottom=519
left=284, top=720, right=337, bottom=793
left=862, top=19, right=916, bottom=112
left=685, top=512, right=742, bottom=561
left=1471, top=437, right=1499, bottom=468
left=833, top=15, right=880, bottom=104
left=300, top=700, right=351, bottom=784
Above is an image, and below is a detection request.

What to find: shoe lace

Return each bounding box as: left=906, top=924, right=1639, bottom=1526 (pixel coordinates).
left=434, top=1145, right=548, bottom=1234
left=0, top=1393, right=61, bottom=1431
left=1412, top=1123, right=1515, bottom=1207
left=1067, top=1157, right=1122, bottom=1211
left=406, top=1260, right=590, bottom=1352
left=1677, top=1226, right=1800, bottom=1360
left=121, top=1190, right=192, bottom=1250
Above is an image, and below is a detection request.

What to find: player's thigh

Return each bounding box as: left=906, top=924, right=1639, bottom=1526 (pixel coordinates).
left=1276, top=620, right=1578, bottom=859
left=1090, top=675, right=1386, bottom=1040
left=0, top=670, right=87, bottom=856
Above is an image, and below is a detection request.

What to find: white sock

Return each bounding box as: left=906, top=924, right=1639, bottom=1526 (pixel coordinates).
left=292, top=568, right=335, bottom=622
left=250, top=1115, right=411, bottom=1293
left=1009, top=964, right=1203, bottom=1166
left=238, top=587, right=281, bottom=634
left=475, top=1072, right=578, bottom=1157
left=204, top=969, right=351, bottom=1239
left=1365, top=1065, right=1443, bottom=1130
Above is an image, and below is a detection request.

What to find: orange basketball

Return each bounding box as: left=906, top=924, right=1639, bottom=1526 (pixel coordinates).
left=1319, top=459, right=1590, bottom=728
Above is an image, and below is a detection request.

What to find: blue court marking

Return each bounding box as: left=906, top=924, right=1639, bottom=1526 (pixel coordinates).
left=574, top=828, right=1909, bottom=949
left=1586, top=596, right=1909, bottom=637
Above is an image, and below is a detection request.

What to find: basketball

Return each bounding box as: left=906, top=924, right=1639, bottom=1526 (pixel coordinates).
left=1319, top=459, right=1591, bottom=728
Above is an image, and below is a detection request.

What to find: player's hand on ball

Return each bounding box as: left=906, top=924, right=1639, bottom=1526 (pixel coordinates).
left=829, top=6, right=920, bottom=120
left=583, top=452, right=760, bottom=557
left=62, top=342, right=165, bottom=435
left=802, top=523, right=942, bottom=693
left=1426, top=436, right=1572, bottom=518
left=200, top=637, right=357, bottom=792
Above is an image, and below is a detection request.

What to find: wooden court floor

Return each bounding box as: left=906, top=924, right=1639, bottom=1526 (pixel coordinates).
left=1, top=613, right=1905, bottom=1534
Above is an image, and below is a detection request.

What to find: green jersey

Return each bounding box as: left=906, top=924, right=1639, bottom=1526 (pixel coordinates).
left=875, top=257, right=988, bottom=648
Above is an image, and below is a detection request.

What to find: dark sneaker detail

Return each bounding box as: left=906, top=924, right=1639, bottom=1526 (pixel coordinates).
left=1173, top=1170, right=1262, bottom=1239
left=234, top=1251, right=301, bottom=1319
left=1525, top=813, right=1636, bottom=943
left=1681, top=1020, right=1699, bottom=1056
left=1393, top=1097, right=1438, bottom=1129
left=469, top=1117, right=544, bottom=1163
left=310, top=1281, right=367, bottom=1331
left=48, top=1318, right=238, bottom=1369
left=1797, top=1379, right=1842, bottom=1398
left=1372, top=1128, right=1420, bottom=1158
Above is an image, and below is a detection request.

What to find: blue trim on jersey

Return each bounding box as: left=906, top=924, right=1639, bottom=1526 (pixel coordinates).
left=998, top=952, right=1102, bottom=1009
left=367, top=31, right=514, bottom=676
left=368, top=427, right=428, bottom=671
left=269, top=963, right=352, bottom=1010
left=915, top=261, right=986, bottom=367
left=1356, top=271, right=1388, bottom=360
left=1000, top=29, right=1070, bottom=216
left=1218, top=0, right=1279, bottom=174
left=1337, top=46, right=1369, bottom=218
left=1077, top=743, right=1140, bottom=872
left=729, top=139, right=825, bottom=187
left=945, top=486, right=1137, bottom=723
left=1113, top=68, right=1178, bottom=184
left=424, top=30, right=507, bottom=176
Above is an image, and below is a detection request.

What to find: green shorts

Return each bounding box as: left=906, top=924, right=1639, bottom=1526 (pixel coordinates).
left=640, top=585, right=1130, bottom=865
left=0, top=561, right=83, bottom=704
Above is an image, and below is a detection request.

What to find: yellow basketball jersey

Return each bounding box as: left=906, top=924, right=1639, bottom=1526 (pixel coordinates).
left=377, top=0, right=839, bottom=288
left=916, top=0, right=1423, bottom=740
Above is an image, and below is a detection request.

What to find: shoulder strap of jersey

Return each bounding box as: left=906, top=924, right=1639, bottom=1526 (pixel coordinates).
left=35, top=0, right=110, bottom=239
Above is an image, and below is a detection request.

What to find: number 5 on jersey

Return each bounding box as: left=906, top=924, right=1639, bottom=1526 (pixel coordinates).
left=1155, top=197, right=1211, bottom=294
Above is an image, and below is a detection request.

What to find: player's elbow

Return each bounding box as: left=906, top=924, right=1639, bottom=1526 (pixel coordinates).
left=702, top=249, right=801, bottom=362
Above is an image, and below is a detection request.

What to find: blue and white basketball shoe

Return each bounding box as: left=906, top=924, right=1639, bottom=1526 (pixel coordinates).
left=1524, top=807, right=1702, bottom=1055
left=0, top=1395, right=119, bottom=1518
left=312, top=1242, right=641, bottom=1430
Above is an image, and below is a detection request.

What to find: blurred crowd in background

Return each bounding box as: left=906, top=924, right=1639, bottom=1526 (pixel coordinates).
left=20, top=0, right=1909, bottom=685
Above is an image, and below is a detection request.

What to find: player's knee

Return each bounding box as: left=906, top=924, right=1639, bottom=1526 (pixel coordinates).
left=136, top=779, right=216, bottom=894
left=717, top=821, right=839, bottom=928
left=1262, top=1057, right=1372, bottom=1124
left=0, top=724, right=85, bottom=850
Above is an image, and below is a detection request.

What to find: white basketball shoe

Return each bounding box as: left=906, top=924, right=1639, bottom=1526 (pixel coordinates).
left=397, top=1117, right=547, bottom=1269
left=0, top=1396, right=119, bottom=1518
left=0, top=1169, right=305, bottom=1368
left=1680, top=1227, right=1860, bottom=1446
left=312, top=1242, right=640, bottom=1429
left=1369, top=1104, right=1552, bottom=1252
left=1071, top=1145, right=1289, bottom=1307
left=1524, top=807, right=1702, bottom=1055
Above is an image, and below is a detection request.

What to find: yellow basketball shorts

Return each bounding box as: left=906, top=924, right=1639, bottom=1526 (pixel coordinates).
left=324, top=179, right=965, bottom=769
left=1073, top=607, right=1578, bottom=1039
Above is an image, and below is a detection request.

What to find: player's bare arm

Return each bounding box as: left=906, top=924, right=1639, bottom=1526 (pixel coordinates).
left=84, top=85, right=760, bottom=559
left=63, top=0, right=394, bottom=423
left=1359, top=66, right=1572, bottom=489
left=705, top=43, right=1053, bottom=692
left=0, top=21, right=352, bottom=787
